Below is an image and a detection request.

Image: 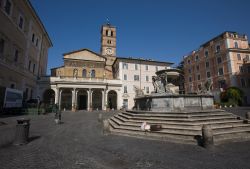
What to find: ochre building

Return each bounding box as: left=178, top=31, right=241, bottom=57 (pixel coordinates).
left=183, top=31, right=250, bottom=104
left=0, top=0, right=52, bottom=100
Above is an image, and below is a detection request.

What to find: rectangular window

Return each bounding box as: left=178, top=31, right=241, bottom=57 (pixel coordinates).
left=218, top=68, right=223, bottom=75
left=32, top=33, right=35, bottom=43
left=146, top=75, right=149, bottom=82
left=134, top=75, right=139, bottom=81
left=24, top=88, right=29, bottom=100
left=216, top=45, right=220, bottom=53
left=0, top=38, right=4, bottom=54
left=4, top=0, right=12, bottom=15
left=195, top=55, right=199, bottom=61
left=123, top=99, right=128, bottom=109
left=241, top=79, right=246, bottom=87
left=146, top=87, right=149, bottom=94
left=239, top=66, right=244, bottom=73
left=205, top=61, right=209, bottom=68
left=124, top=86, right=127, bottom=93
left=145, top=65, right=148, bottom=70
left=28, top=60, right=31, bottom=70
left=237, top=54, right=241, bottom=61
left=122, top=63, right=128, bottom=69
left=135, top=64, right=138, bottom=70
left=207, top=72, right=211, bottom=78
left=124, top=74, right=127, bottom=80
left=217, top=57, right=222, bottom=64
left=188, top=69, right=191, bottom=74
left=14, top=49, right=18, bottom=62
left=33, top=64, right=36, bottom=73
left=188, top=60, right=190, bottom=64
left=18, top=15, right=24, bottom=29
left=197, top=74, right=201, bottom=80
left=189, top=77, right=192, bottom=82
left=205, top=51, right=209, bottom=57
left=30, top=89, right=33, bottom=99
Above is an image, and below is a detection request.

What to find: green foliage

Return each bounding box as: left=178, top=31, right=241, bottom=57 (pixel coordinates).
left=220, top=87, right=244, bottom=106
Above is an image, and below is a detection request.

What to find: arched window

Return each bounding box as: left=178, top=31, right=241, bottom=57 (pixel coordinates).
left=106, top=30, right=108, bottom=36
left=107, top=30, right=111, bottom=36
left=234, top=42, right=238, bottom=48
left=111, top=31, right=113, bottom=37
left=91, top=69, right=95, bottom=78
left=82, top=69, right=86, bottom=78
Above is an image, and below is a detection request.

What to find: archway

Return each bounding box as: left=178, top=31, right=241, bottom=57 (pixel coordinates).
left=61, top=89, right=72, bottom=110
left=43, top=89, right=55, bottom=105
left=92, top=90, right=102, bottom=110
left=108, top=90, right=117, bottom=110
left=77, top=89, right=88, bottom=110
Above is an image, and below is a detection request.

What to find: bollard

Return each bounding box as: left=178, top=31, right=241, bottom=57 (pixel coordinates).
left=202, top=124, right=214, bottom=149
left=13, top=119, right=30, bottom=145
left=103, top=119, right=110, bottom=135
left=98, top=113, right=103, bottom=122
left=246, top=112, right=250, bottom=119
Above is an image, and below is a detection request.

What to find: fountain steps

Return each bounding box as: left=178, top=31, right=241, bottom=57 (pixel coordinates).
left=108, top=110, right=250, bottom=145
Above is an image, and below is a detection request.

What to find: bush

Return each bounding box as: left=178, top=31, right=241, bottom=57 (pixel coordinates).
left=220, top=87, right=244, bottom=106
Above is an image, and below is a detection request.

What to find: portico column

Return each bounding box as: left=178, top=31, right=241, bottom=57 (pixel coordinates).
left=87, top=88, right=92, bottom=111
left=102, top=90, right=106, bottom=110
left=59, top=89, right=62, bottom=110
left=54, top=88, right=59, bottom=104
left=116, top=90, right=122, bottom=110
left=105, top=90, right=109, bottom=109
left=75, top=90, right=79, bottom=110
left=72, top=88, right=76, bottom=111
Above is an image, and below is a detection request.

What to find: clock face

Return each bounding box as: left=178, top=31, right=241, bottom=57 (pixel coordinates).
left=105, top=48, right=113, bottom=55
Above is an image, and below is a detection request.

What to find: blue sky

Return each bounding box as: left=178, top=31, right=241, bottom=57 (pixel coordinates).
left=30, top=0, right=250, bottom=74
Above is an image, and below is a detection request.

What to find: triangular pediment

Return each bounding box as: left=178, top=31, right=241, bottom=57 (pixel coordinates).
left=63, top=49, right=106, bottom=62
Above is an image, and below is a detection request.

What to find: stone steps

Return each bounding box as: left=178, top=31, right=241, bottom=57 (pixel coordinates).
left=107, top=110, right=250, bottom=145
left=110, top=118, right=201, bottom=135
left=114, top=114, right=244, bottom=127
left=117, top=113, right=237, bottom=123
left=108, top=119, right=197, bottom=144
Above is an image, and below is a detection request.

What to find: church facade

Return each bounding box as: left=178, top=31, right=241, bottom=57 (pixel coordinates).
left=38, top=23, right=172, bottom=110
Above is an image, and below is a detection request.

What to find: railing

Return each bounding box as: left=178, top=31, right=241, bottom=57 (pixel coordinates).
left=38, top=76, right=122, bottom=84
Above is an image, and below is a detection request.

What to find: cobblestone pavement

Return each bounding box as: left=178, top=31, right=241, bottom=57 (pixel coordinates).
left=0, top=109, right=250, bottom=169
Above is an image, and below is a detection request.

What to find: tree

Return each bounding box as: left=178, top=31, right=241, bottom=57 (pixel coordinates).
left=220, top=87, right=244, bottom=106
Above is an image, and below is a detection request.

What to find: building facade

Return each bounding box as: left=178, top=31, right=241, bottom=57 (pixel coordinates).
left=113, top=58, right=171, bottom=109
left=0, top=0, right=52, bottom=100
left=38, top=23, right=172, bottom=110
left=183, top=31, right=250, bottom=104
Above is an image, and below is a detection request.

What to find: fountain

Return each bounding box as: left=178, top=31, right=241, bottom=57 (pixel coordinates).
left=134, top=68, right=214, bottom=112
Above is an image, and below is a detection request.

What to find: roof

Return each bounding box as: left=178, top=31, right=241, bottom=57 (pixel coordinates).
left=114, top=57, right=173, bottom=65
left=26, top=0, right=53, bottom=47
left=200, top=31, right=237, bottom=47
left=62, top=48, right=106, bottom=60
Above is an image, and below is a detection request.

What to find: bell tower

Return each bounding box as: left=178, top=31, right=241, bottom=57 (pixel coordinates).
left=101, top=22, right=116, bottom=66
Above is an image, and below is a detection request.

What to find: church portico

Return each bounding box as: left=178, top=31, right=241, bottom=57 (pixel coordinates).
left=38, top=77, right=122, bottom=111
